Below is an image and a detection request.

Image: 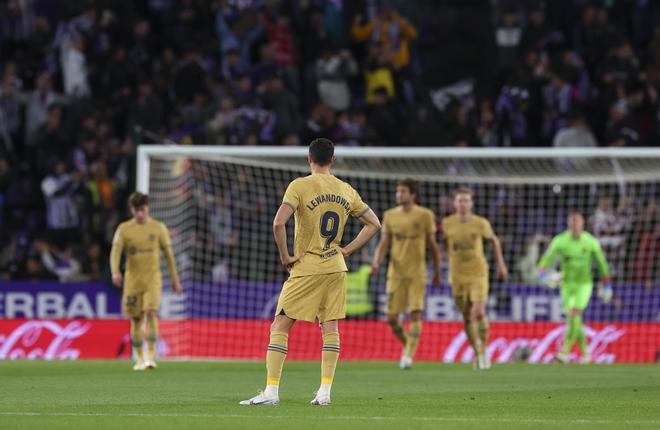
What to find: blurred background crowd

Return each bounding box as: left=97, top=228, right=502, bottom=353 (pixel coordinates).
left=0, top=0, right=658, bottom=283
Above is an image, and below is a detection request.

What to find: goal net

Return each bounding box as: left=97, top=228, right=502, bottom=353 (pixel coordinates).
left=138, top=146, right=660, bottom=363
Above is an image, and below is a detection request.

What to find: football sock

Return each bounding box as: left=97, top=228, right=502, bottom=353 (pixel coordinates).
left=130, top=317, right=144, bottom=361
left=561, top=315, right=578, bottom=355
left=404, top=321, right=422, bottom=359
left=477, top=317, right=489, bottom=354
left=464, top=318, right=479, bottom=355
left=388, top=320, right=407, bottom=345
left=265, top=331, right=288, bottom=396
left=146, top=313, right=158, bottom=361
left=320, top=331, right=340, bottom=396
left=574, top=315, right=589, bottom=357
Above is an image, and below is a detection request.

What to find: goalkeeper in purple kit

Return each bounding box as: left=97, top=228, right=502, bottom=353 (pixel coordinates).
left=538, top=211, right=612, bottom=364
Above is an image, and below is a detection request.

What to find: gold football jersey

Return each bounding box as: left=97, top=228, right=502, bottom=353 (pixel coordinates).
left=282, top=173, right=369, bottom=277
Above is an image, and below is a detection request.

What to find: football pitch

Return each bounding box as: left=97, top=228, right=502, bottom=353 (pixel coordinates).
left=1, top=361, right=658, bottom=430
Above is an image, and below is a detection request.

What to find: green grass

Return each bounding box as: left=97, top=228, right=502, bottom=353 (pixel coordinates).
left=1, top=361, right=659, bottom=430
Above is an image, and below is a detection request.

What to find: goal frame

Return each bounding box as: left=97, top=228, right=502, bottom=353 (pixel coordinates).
left=136, top=146, right=660, bottom=194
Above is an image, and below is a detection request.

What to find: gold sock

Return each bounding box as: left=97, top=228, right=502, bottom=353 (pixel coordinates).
left=477, top=318, right=490, bottom=354
left=146, top=313, right=159, bottom=360
left=404, top=321, right=422, bottom=358
left=464, top=319, right=480, bottom=355
left=321, top=332, right=340, bottom=385
left=266, top=331, right=288, bottom=386
left=130, top=317, right=144, bottom=361
left=389, top=320, right=407, bottom=345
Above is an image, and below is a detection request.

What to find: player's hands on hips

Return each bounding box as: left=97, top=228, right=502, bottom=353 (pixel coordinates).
left=112, top=273, right=123, bottom=288
left=280, top=254, right=301, bottom=272
left=498, top=264, right=509, bottom=280
left=173, top=280, right=183, bottom=295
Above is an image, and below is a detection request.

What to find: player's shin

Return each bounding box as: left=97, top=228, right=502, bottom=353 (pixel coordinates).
left=130, top=317, right=145, bottom=362
left=477, top=317, right=489, bottom=352
left=387, top=318, right=407, bottom=345
left=404, top=320, right=422, bottom=359
left=146, top=312, right=159, bottom=361
left=462, top=317, right=479, bottom=355
left=574, top=315, right=590, bottom=358
left=561, top=316, right=578, bottom=355
left=320, top=331, right=340, bottom=397
left=265, top=331, right=288, bottom=397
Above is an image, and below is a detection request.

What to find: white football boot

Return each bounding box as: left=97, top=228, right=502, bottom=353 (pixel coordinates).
left=399, top=355, right=413, bottom=370
left=133, top=360, right=148, bottom=371
left=239, top=391, right=279, bottom=406
left=310, top=393, right=331, bottom=406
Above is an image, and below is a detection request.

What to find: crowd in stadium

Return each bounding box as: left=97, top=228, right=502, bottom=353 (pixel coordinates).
left=0, top=0, right=659, bottom=282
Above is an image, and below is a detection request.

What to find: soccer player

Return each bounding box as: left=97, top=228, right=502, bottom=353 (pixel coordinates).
left=538, top=210, right=612, bottom=364
left=371, top=178, right=441, bottom=369
left=240, top=138, right=381, bottom=406
left=441, top=187, right=508, bottom=370
left=110, top=192, right=182, bottom=371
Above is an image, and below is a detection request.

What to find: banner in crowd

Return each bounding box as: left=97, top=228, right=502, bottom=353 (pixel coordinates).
left=1, top=319, right=658, bottom=363
left=2, top=281, right=659, bottom=322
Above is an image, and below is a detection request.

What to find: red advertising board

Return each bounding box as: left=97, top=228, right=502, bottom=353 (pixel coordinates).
left=1, top=319, right=658, bottom=363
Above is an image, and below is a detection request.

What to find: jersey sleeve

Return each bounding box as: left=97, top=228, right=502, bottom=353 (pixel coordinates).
left=592, top=237, right=610, bottom=278
left=159, top=222, right=181, bottom=286
left=282, top=180, right=300, bottom=211
left=538, top=236, right=560, bottom=269
left=383, top=211, right=391, bottom=235
left=109, top=224, right=125, bottom=275
left=426, top=210, right=437, bottom=235
left=481, top=218, right=494, bottom=240
left=349, top=186, right=369, bottom=218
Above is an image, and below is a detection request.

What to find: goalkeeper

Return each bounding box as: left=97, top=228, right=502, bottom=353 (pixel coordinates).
left=537, top=210, right=612, bottom=364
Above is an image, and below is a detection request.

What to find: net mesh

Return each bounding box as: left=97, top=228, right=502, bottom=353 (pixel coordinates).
left=146, top=148, right=660, bottom=363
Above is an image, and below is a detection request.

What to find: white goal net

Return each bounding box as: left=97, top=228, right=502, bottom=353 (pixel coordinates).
left=138, top=146, right=660, bottom=363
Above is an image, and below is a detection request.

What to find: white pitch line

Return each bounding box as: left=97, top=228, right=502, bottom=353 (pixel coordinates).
left=0, top=411, right=658, bottom=425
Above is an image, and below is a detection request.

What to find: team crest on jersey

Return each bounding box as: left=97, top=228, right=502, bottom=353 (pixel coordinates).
left=129, top=246, right=137, bottom=255
left=471, top=233, right=477, bottom=240
left=414, top=222, right=421, bottom=230
left=149, top=234, right=156, bottom=242
left=582, top=247, right=588, bottom=253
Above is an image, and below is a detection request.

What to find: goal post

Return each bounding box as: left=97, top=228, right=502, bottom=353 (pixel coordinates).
left=136, top=145, right=660, bottom=363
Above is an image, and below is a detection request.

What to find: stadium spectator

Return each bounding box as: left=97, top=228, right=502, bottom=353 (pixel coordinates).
left=315, top=48, right=358, bottom=111
left=589, top=195, right=634, bottom=278
left=34, top=239, right=82, bottom=282
left=553, top=110, right=597, bottom=147
left=81, top=242, right=109, bottom=282
left=40, top=160, right=81, bottom=248
left=351, top=3, right=418, bottom=70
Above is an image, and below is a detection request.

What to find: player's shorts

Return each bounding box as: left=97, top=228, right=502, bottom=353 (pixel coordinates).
left=123, top=287, right=162, bottom=318
left=386, top=277, right=426, bottom=315
left=275, top=272, right=347, bottom=323
left=560, top=282, right=593, bottom=313
left=450, top=275, right=489, bottom=303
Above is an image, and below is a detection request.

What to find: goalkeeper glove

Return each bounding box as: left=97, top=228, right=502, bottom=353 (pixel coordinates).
left=539, top=269, right=561, bottom=289
left=598, top=279, right=613, bottom=304
left=538, top=269, right=548, bottom=285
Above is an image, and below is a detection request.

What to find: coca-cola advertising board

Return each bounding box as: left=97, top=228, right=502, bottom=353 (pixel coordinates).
left=1, top=319, right=658, bottom=362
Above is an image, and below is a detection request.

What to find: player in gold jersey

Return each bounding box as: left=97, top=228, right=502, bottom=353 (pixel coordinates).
left=110, top=192, right=181, bottom=371
left=371, top=178, right=441, bottom=369
left=441, top=187, right=508, bottom=370
left=240, top=138, right=381, bottom=406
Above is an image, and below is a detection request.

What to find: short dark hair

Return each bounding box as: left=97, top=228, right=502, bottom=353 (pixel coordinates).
left=128, top=192, right=149, bottom=208
left=453, top=186, right=474, bottom=198
left=309, top=138, right=334, bottom=166
left=397, top=178, right=419, bottom=196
